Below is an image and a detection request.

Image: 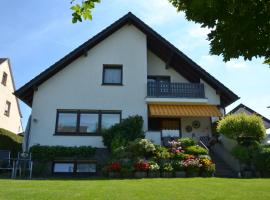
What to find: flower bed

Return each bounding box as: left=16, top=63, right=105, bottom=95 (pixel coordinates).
left=103, top=137, right=215, bottom=178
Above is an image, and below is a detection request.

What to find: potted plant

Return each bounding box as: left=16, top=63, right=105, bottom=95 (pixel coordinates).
left=161, top=162, right=174, bottom=178
left=183, top=158, right=201, bottom=177
left=173, top=160, right=186, bottom=178
left=200, top=158, right=215, bottom=177
left=148, top=161, right=160, bottom=178
left=107, top=162, right=121, bottom=178
left=134, top=160, right=149, bottom=178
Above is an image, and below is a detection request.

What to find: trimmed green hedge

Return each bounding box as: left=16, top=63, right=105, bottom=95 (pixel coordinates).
left=0, top=128, right=23, bottom=156
left=30, top=145, right=96, bottom=161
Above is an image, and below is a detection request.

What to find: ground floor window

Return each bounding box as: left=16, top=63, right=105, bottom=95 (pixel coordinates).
left=53, top=161, right=97, bottom=174
left=55, top=110, right=121, bottom=135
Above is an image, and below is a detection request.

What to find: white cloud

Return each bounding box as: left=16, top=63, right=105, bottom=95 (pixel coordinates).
left=225, top=60, right=248, bottom=69
left=114, top=0, right=182, bottom=26
left=188, top=25, right=210, bottom=38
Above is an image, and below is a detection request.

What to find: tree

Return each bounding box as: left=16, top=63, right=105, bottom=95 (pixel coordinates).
left=217, top=113, right=266, bottom=145
left=70, top=0, right=270, bottom=64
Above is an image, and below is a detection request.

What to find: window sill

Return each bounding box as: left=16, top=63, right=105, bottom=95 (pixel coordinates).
left=101, top=83, right=123, bottom=86
left=54, top=133, right=102, bottom=136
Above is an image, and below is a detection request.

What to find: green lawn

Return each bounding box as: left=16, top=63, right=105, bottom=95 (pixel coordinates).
left=0, top=178, right=269, bottom=200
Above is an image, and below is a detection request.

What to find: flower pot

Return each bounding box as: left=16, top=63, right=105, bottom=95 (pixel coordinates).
left=108, top=172, right=120, bottom=178
left=134, top=171, right=147, bottom=178
left=148, top=171, right=160, bottom=178
left=162, top=171, right=173, bottom=178
left=175, top=171, right=186, bottom=178
left=186, top=170, right=199, bottom=177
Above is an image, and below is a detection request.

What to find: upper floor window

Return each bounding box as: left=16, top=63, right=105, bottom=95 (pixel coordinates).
left=1, top=72, right=7, bottom=86
left=55, top=110, right=121, bottom=135
left=102, top=65, right=123, bottom=85
left=4, top=101, right=11, bottom=117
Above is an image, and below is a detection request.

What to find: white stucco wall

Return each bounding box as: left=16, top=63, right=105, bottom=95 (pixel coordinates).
left=0, top=60, right=22, bottom=133
left=147, top=51, right=188, bottom=82
left=147, top=51, right=221, bottom=105
left=181, top=117, right=212, bottom=141
left=29, top=25, right=148, bottom=148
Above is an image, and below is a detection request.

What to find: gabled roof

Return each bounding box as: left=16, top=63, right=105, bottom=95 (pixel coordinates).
left=229, top=103, right=270, bottom=125
left=0, top=58, right=7, bottom=65
left=14, top=12, right=239, bottom=107
left=0, top=58, right=22, bottom=118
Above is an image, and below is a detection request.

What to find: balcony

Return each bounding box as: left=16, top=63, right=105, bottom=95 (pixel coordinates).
left=147, top=82, right=205, bottom=99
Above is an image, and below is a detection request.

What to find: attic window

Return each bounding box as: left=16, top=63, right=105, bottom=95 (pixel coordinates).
left=4, top=101, right=11, bottom=117
left=102, top=65, right=123, bottom=85
left=1, top=72, right=7, bottom=86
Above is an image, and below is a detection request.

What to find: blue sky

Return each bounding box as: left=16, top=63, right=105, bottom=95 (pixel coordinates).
left=1, top=0, right=270, bottom=128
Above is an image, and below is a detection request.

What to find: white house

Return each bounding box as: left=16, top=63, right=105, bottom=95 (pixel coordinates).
left=15, top=13, right=238, bottom=151
left=0, top=58, right=23, bottom=134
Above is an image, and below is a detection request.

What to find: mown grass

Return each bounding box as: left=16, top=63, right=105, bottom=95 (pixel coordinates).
left=0, top=178, right=269, bottom=200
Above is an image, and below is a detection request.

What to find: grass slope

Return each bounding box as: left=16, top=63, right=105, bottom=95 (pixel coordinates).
left=0, top=178, right=269, bottom=200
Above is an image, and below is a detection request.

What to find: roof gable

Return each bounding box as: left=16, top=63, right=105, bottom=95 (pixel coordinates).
left=229, top=104, right=270, bottom=125
left=14, top=12, right=239, bottom=107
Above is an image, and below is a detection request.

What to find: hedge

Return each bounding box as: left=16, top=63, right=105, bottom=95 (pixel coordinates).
left=30, top=145, right=96, bottom=161
left=0, top=128, right=23, bottom=156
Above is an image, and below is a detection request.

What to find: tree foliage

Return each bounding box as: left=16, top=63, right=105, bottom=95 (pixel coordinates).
left=217, top=113, right=266, bottom=144
left=71, top=0, right=270, bottom=63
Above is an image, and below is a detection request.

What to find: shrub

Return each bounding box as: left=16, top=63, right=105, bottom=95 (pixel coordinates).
left=172, top=160, right=184, bottom=171
left=148, top=161, right=160, bottom=172
left=128, top=139, right=156, bottom=158
left=182, top=158, right=201, bottom=173
left=217, top=113, right=266, bottom=144
left=106, top=162, right=121, bottom=172
left=162, top=162, right=174, bottom=172
left=174, top=152, right=187, bottom=160
left=134, top=160, right=149, bottom=172
left=254, top=146, right=270, bottom=176
left=185, top=145, right=208, bottom=155
left=154, top=146, right=171, bottom=160
left=102, top=115, right=144, bottom=151
left=0, top=128, right=23, bottom=156
left=30, top=145, right=96, bottom=161
left=231, top=145, right=250, bottom=163
left=177, top=137, right=196, bottom=148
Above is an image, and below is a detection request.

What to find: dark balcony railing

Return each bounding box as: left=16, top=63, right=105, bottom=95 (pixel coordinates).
left=147, top=82, right=205, bottom=98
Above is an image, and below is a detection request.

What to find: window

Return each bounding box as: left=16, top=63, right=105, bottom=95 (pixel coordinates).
left=1, top=72, right=7, bottom=86
left=79, top=113, right=99, bottom=133
left=53, top=163, right=74, bottom=173
left=101, top=113, right=121, bottom=129
left=4, top=101, right=11, bottom=117
left=53, top=162, right=96, bottom=174
left=76, top=163, right=96, bottom=173
left=56, top=112, right=77, bottom=133
left=102, top=65, right=122, bottom=85
left=55, top=110, right=121, bottom=135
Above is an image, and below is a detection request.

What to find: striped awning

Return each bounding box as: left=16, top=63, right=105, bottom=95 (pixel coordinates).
left=149, top=104, right=222, bottom=118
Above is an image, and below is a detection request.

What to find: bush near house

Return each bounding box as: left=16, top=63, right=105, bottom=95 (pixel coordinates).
left=104, top=138, right=215, bottom=178
left=0, top=128, right=23, bottom=156
left=30, top=145, right=96, bottom=161
left=102, top=115, right=144, bottom=151
left=217, top=113, right=268, bottom=176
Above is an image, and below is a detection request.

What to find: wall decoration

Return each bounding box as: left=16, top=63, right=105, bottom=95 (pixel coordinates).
left=192, top=120, right=201, bottom=129
left=185, top=125, right=192, bottom=133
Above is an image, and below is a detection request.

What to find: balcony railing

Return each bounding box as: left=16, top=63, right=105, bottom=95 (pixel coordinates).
left=147, top=82, right=205, bottom=98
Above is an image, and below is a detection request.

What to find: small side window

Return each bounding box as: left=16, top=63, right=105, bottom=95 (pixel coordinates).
left=4, top=101, right=11, bottom=117
left=1, top=72, right=7, bottom=86
left=102, top=65, right=123, bottom=85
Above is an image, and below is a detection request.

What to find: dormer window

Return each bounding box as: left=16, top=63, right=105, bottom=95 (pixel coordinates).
left=102, top=65, right=123, bottom=85
left=1, top=72, right=7, bottom=86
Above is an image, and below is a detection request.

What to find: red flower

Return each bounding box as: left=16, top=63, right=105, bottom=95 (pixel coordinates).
left=134, top=161, right=150, bottom=172
left=108, top=162, right=121, bottom=172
